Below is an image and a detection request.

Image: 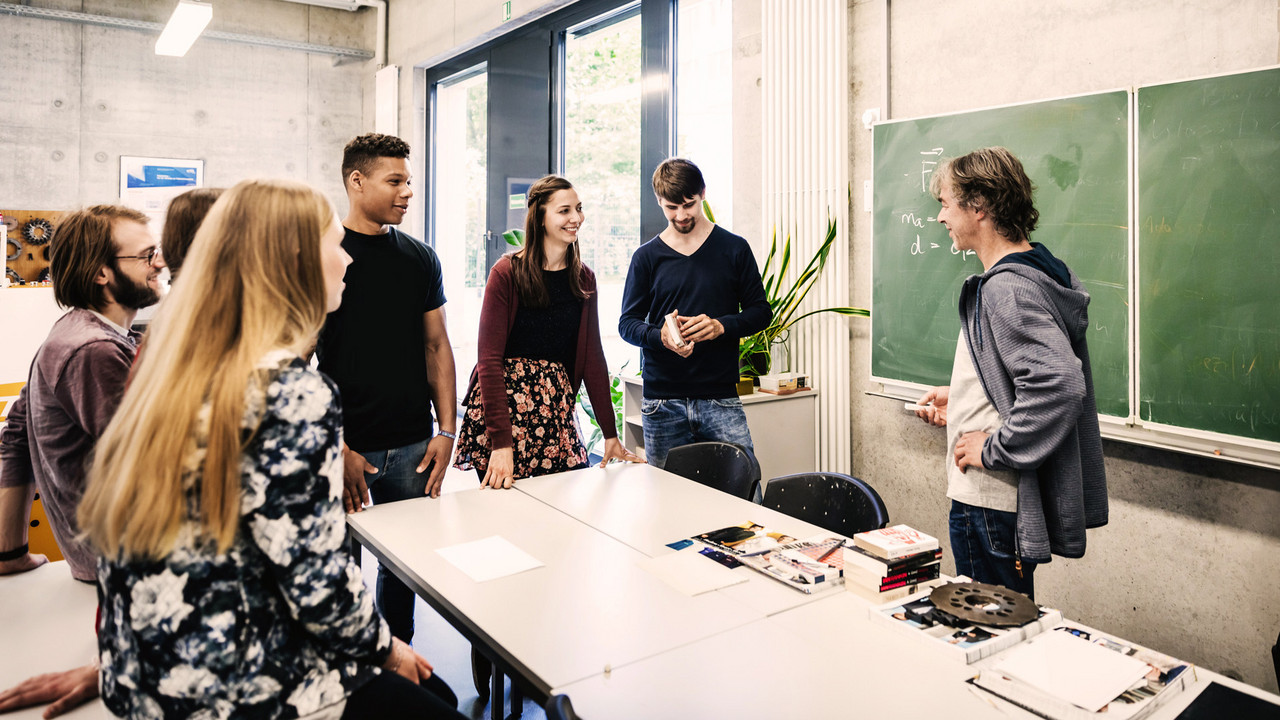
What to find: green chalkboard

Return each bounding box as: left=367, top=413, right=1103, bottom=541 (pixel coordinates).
left=1137, top=67, right=1280, bottom=443
left=871, top=92, right=1131, bottom=418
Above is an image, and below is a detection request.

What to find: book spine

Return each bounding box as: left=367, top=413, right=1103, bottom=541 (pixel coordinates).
left=877, top=573, right=939, bottom=591
left=877, top=566, right=941, bottom=589
left=843, top=547, right=943, bottom=576
left=845, top=562, right=939, bottom=585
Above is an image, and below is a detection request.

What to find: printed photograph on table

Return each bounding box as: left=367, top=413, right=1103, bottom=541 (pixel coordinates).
left=735, top=535, right=846, bottom=594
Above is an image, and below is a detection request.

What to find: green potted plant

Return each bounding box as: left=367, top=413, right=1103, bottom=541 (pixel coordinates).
left=738, top=214, right=869, bottom=378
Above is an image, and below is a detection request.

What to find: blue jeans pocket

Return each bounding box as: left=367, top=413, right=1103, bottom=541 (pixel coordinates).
left=709, top=397, right=743, bottom=409
left=640, top=398, right=664, bottom=416
left=981, top=507, right=1018, bottom=558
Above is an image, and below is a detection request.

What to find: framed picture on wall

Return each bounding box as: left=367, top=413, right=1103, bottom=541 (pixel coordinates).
left=118, top=156, right=205, bottom=227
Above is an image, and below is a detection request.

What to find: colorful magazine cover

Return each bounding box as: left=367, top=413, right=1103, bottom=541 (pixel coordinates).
left=735, top=536, right=846, bottom=594
left=695, top=522, right=795, bottom=556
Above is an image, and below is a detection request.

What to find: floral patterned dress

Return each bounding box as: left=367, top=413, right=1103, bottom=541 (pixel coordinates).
left=454, top=357, right=588, bottom=477
left=97, top=354, right=392, bottom=719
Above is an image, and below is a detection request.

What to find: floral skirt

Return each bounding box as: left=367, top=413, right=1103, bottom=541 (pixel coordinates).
left=453, top=357, right=588, bottom=478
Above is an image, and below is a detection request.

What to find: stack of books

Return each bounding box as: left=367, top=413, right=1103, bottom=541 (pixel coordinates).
left=843, top=524, right=941, bottom=602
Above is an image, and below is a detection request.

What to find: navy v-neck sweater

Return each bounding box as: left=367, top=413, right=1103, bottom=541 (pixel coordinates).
left=619, top=225, right=771, bottom=399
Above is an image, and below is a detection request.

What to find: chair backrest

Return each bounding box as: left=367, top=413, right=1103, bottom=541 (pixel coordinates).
left=663, top=441, right=762, bottom=502
left=545, top=693, right=580, bottom=720
left=761, top=472, right=889, bottom=537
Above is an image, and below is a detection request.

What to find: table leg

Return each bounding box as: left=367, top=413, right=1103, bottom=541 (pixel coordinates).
left=490, top=667, right=503, bottom=720
left=510, top=682, right=523, bottom=718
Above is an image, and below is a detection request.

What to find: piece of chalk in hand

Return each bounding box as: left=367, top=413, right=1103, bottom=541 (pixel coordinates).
left=904, top=402, right=931, bottom=412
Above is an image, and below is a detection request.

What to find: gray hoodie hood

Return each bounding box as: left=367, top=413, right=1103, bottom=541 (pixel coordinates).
left=961, top=245, right=1091, bottom=352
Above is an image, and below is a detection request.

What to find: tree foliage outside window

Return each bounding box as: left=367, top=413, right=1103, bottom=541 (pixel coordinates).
left=462, top=79, right=489, bottom=288
left=564, top=14, right=642, bottom=285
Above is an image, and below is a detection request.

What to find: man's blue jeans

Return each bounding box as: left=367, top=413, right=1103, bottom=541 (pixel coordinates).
left=640, top=397, right=754, bottom=469
left=949, top=500, right=1037, bottom=599
left=361, top=437, right=432, bottom=643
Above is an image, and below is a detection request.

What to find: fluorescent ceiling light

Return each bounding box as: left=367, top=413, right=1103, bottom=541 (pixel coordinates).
left=155, top=0, right=212, bottom=57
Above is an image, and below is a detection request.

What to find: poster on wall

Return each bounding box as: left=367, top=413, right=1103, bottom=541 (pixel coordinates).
left=119, top=156, right=205, bottom=228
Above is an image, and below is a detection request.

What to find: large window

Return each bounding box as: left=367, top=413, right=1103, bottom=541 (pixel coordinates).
left=432, top=65, right=488, bottom=399
left=676, top=0, right=734, bottom=231
left=424, top=0, right=742, bottom=427
left=563, top=5, right=643, bottom=372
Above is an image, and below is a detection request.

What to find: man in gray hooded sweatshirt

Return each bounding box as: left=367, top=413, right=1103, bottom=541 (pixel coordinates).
left=914, top=147, right=1107, bottom=598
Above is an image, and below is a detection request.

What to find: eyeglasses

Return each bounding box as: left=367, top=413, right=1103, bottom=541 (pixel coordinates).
left=116, top=247, right=162, bottom=264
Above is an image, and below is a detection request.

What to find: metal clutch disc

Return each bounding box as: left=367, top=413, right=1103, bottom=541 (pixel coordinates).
left=929, top=581, right=1039, bottom=627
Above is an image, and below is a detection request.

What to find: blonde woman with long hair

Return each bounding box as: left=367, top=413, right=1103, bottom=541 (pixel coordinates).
left=78, top=179, right=465, bottom=720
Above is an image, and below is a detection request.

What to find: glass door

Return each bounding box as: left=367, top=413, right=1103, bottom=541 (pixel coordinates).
left=432, top=64, right=489, bottom=400
left=562, top=3, right=644, bottom=374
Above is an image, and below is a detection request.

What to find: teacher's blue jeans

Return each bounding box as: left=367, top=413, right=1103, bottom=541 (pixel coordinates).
left=640, top=397, right=754, bottom=469
left=362, top=437, right=432, bottom=643
left=949, top=500, right=1037, bottom=599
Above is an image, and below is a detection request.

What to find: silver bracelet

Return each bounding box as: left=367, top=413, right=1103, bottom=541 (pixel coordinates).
left=437, top=430, right=457, bottom=440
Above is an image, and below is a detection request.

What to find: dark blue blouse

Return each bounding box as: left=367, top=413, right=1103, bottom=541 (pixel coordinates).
left=97, top=354, right=392, bottom=719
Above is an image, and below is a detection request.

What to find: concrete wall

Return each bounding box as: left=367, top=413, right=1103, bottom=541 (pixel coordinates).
left=0, top=0, right=375, bottom=214
left=848, top=0, right=1280, bottom=692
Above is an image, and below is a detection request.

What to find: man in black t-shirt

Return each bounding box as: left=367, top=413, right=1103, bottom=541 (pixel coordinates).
left=318, top=133, right=457, bottom=645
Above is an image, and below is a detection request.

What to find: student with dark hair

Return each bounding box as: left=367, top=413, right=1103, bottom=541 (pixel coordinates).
left=454, top=175, right=641, bottom=487
left=161, top=187, right=224, bottom=277
left=914, top=146, right=1108, bottom=598
left=0, top=204, right=164, bottom=582
left=316, top=133, right=457, bottom=646
left=619, top=158, right=772, bottom=468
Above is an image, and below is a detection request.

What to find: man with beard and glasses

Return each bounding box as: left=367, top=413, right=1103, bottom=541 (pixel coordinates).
left=0, top=205, right=164, bottom=583
left=619, top=158, right=772, bottom=470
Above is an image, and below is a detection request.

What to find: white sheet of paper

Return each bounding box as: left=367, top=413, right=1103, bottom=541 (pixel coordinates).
left=637, top=549, right=749, bottom=596
left=435, top=535, right=544, bottom=582
left=994, top=630, right=1151, bottom=712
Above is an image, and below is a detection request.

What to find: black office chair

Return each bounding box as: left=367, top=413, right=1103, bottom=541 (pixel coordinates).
left=663, top=441, right=762, bottom=502
left=545, top=693, right=580, bottom=720
left=761, top=472, right=890, bottom=537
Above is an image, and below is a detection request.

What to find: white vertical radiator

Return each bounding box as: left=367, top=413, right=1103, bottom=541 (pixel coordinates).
left=761, top=0, right=851, bottom=474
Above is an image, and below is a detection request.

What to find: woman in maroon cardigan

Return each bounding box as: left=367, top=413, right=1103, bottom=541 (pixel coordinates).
left=454, top=175, right=642, bottom=488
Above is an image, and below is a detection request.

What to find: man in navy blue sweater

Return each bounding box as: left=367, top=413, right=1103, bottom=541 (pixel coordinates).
left=619, top=158, right=772, bottom=468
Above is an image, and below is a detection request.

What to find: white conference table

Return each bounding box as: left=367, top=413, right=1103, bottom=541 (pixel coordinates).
left=0, top=561, right=108, bottom=719
left=514, top=463, right=844, bottom=617
left=344, top=481, right=763, bottom=697
left=353, top=463, right=1280, bottom=719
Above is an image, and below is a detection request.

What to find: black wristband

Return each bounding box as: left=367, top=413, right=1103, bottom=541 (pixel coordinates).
left=0, top=543, right=29, bottom=562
